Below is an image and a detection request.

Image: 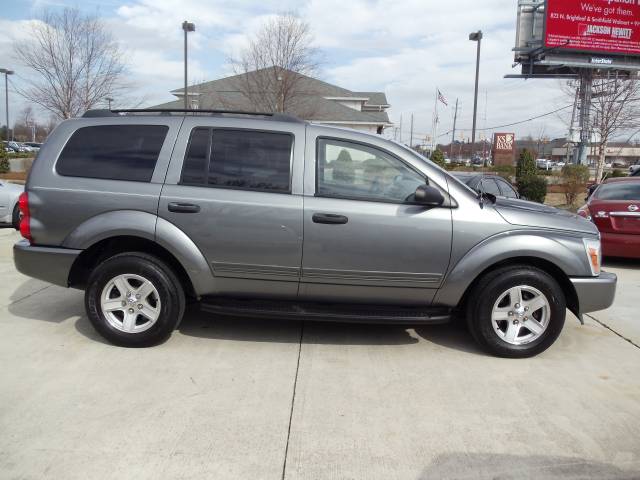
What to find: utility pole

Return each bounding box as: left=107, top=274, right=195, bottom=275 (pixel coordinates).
left=182, top=21, right=196, bottom=110
left=399, top=114, right=403, bottom=143
left=0, top=68, right=14, bottom=142
left=410, top=114, right=414, bottom=148
left=450, top=98, right=459, bottom=160
left=469, top=30, right=483, bottom=158
left=576, top=69, right=593, bottom=165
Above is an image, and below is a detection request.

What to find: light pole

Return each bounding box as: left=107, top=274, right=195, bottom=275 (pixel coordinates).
left=469, top=31, right=482, bottom=158
left=0, top=68, right=15, bottom=141
left=105, top=97, right=114, bottom=110
left=182, top=21, right=196, bottom=110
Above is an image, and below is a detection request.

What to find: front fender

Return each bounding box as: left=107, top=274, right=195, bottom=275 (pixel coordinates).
left=434, top=230, right=590, bottom=307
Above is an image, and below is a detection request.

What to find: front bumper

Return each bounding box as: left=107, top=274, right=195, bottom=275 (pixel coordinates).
left=570, top=271, right=617, bottom=315
left=13, top=240, right=81, bottom=287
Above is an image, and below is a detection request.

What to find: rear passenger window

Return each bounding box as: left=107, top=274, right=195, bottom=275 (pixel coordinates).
left=57, top=125, right=168, bottom=182
left=180, top=129, right=292, bottom=193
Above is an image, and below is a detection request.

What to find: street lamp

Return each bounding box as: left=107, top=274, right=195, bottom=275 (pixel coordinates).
left=469, top=30, right=483, bottom=158
left=105, top=97, right=114, bottom=109
left=182, top=21, right=196, bottom=110
left=0, top=68, right=15, bottom=142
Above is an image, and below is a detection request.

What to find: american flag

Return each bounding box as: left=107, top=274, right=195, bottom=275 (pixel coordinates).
left=437, top=90, right=448, bottom=106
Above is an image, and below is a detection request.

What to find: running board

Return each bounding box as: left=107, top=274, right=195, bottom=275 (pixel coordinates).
left=199, top=298, right=451, bottom=324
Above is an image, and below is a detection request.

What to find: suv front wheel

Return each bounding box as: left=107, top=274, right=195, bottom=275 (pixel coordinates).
left=466, top=266, right=566, bottom=358
left=85, top=252, right=185, bottom=347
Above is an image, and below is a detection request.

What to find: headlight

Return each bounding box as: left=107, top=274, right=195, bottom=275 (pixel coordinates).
left=583, top=238, right=601, bottom=276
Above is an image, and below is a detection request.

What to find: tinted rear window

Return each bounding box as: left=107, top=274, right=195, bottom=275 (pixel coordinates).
left=181, top=129, right=292, bottom=193
left=594, top=182, right=640, bottom=200
left=57, top=125, right=168, bottom=182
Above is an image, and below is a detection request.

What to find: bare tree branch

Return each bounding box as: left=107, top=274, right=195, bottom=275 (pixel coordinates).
left=13, top=8, right=128, bottom=119
left=228, top=14, right=320, bottom=117
left=563, top=73, right=640, bottom=183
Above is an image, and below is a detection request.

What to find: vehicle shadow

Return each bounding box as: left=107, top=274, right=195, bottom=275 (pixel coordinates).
left=419, top=452, right=639, bottom=480
left=7, top=280, right=482, bottom=353
left=178, top=306, right=482, bottom=352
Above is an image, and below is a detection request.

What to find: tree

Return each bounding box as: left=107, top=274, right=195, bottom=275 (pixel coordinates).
left=431, top=149, right=446, bottom=168
left=229, top=14, right=319, bottom=116
left=516, top=149, right=536, bottom=181
left=561, top=164, right=589, bottom=206
left=590, top=76, right=640, bottom=183
left=564, top=75, right=640, bottom=183
left=13, top=8, right=127, bottom=119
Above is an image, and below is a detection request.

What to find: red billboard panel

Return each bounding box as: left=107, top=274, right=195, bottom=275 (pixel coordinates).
left=545, top=0, right=640, bottom=56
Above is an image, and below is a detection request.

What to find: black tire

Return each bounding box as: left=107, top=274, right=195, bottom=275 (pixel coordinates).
left=85, top=252, right=185, bottom=347
left=12, top=203, right=20, bottom=230
left=466, top=266, right=566, bottom=358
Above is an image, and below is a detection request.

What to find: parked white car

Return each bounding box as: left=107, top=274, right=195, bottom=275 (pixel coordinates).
left=536, top=159, right=552, bottom=170
left=0, top=180, right=24, bottom=229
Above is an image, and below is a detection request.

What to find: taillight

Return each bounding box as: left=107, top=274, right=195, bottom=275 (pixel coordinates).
left=18, top=192, right=31, bottom=243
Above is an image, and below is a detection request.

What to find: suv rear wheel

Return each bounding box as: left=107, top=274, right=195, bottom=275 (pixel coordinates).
left=85, top=252, right=185, bottom=347
left=466, top=266, right=566, bottom=358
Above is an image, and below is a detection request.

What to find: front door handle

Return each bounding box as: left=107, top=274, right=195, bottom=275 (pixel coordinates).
left=168, top=202, right=201, bottom=213
left=312, top=213, right=348, bottom=225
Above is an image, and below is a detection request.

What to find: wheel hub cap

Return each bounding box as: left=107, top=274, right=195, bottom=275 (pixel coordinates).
left=100, top=274, right=161, bottom=334
left=491, top=285, right=550, bottom=345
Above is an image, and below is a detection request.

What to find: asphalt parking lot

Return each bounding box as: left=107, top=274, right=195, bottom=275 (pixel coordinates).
left=0, top=227, right=638, bottom=480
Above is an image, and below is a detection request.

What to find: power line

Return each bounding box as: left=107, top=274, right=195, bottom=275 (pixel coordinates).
left=436, top=104, right=573, bottom=137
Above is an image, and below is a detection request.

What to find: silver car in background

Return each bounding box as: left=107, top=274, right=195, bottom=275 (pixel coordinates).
left=0, top=180, right=23, bottom=229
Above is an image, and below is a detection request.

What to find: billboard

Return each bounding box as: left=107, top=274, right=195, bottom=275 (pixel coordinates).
left=492, top=133, right=516, bottom=166
left=545, top=0, right=640, bottom=56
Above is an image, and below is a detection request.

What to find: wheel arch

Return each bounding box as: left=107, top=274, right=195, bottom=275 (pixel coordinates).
left=435, top=232, right=586, bottom=319
left=68, top=235, right=199, bottom=300
left=453, top=256, right=580, bottom=321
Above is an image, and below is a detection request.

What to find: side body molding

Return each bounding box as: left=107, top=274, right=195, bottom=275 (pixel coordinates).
left=62, top=210, right=216, bottom=297
left=433, top=231, right=590, bottom=307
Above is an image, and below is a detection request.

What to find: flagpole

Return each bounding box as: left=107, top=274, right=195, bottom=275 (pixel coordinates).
left=432, top=87, right=438, bottom=153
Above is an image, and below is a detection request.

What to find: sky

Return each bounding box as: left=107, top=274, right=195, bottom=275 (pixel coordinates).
left=0, top=0, right=574, bottom=143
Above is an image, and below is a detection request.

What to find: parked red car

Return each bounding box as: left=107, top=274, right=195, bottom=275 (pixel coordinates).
left=578, top=177, right=640, bottom=258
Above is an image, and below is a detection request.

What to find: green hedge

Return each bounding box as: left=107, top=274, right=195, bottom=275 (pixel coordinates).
left=518, top=175, right=547, bottom=204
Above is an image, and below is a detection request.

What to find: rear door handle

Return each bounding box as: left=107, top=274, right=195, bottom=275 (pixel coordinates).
left=312, top=213, right=348, bottom=225
left=168, top=202, right=201, bottom=213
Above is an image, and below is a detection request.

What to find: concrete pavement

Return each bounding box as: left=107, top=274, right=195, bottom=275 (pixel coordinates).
left=0, top=228, right=638, bottom=479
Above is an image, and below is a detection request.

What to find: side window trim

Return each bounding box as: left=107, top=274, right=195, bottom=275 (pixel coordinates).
left=178, top=127, right=294, bottom=194
left=314, top=136, right=427, bottom=205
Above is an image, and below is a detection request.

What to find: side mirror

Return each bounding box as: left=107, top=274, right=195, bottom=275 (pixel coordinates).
left=414, top=184, right=445, bottom=207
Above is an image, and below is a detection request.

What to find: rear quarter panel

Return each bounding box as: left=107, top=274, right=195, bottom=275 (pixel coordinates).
left=26, top=116, right=183, bottom=246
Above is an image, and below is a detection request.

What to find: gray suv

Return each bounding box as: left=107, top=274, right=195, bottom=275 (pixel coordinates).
left=14, top=109, right=617, bottom=357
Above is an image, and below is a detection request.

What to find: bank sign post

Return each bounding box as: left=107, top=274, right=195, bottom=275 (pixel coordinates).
left=545, top=0, right=640, bottom=56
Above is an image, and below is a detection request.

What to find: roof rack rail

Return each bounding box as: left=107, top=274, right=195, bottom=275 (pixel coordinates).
left=82, top=108, right=304, bottom=123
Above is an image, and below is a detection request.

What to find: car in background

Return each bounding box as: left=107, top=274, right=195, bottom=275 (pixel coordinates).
left=451, top=172, right=519, bottom=199
left=536, top=159, right=552, bottom=170
left=630, top=161, right=640, bottom=175
left=578, top=177, right=640, bottom=259
left=0, top=180, right=24, bottom=229
left=631, top=168, right=639, bottom=177
left=23, top=142, right=41, bottom=152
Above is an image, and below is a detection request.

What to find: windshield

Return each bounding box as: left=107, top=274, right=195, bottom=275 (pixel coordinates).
left=594, top=182, right=640, bottom=200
